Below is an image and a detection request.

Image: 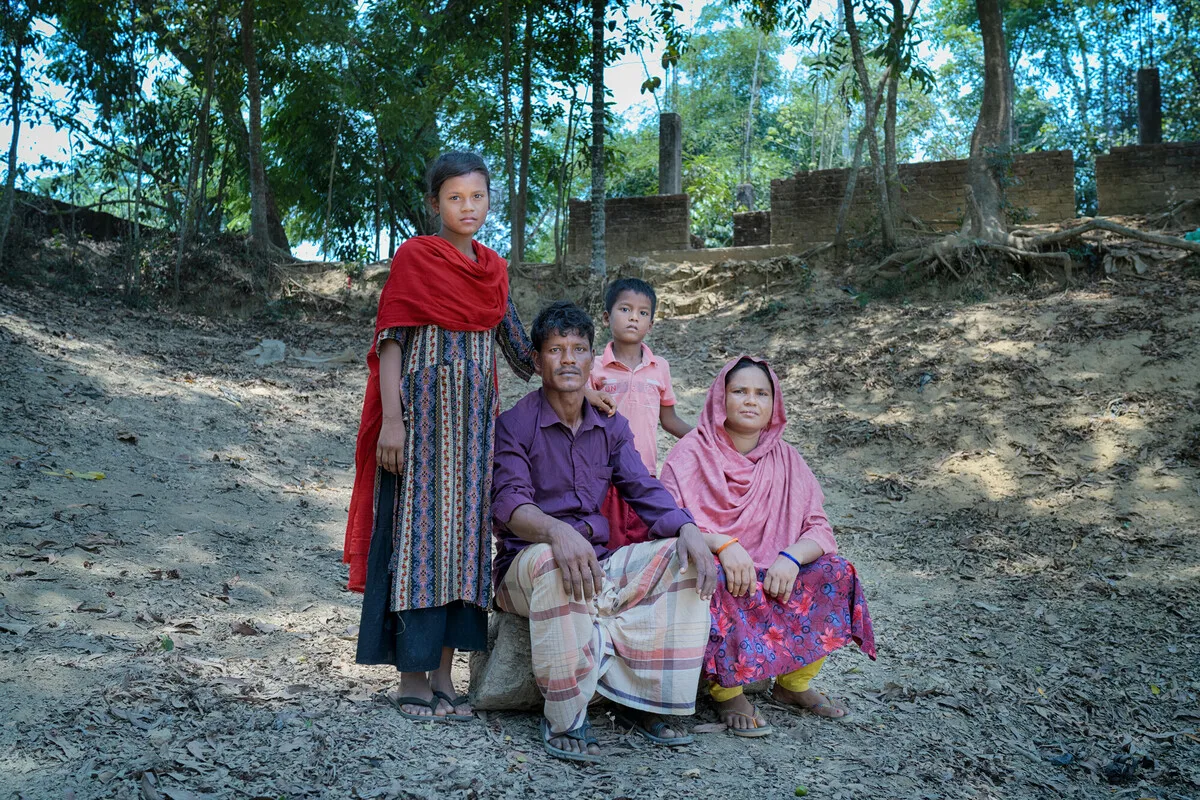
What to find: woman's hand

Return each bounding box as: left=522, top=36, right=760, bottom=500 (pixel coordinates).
left=717, top=541, right=756, bottom=598
left=377, top=417, right=406, bottom=474
left=763, top=555, right=800, bottom=603
left=584, top=386, right=617, bottom=416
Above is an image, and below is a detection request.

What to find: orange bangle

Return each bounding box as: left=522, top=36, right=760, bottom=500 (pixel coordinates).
left=715, top=537, right=739, bottom=555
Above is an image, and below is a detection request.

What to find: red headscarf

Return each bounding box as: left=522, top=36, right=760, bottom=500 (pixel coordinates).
left=343, top=235, right=510, bottom=592
left=659, top=356, right=837, bottom=568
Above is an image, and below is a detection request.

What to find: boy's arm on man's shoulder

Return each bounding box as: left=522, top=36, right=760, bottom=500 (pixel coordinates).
left=491, top=410, right=536, bottom=525
left=659, top=404, right=694, bottom=439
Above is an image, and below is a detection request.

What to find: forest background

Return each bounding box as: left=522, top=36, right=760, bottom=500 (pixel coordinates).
left=1, top=0, right=1198, bottom=280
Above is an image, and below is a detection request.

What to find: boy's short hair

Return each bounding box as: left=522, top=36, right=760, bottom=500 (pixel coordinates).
left=531, top=300, right=595, bottom=351
left=604, top=278, right=657, bottom=317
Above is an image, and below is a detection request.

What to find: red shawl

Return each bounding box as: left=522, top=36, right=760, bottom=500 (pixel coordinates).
left=343, top=235, right=510, bottom=592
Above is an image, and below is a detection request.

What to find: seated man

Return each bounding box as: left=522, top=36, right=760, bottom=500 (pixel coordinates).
left=491, top=300, right=716, bottom=764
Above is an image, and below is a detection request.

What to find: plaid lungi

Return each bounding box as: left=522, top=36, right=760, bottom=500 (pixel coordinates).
left=496, top=538, right=710, bottom=735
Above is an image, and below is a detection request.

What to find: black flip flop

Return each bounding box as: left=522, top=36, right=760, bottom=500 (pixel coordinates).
left=432, top=690, right=475, bottom=722
left=541, top=718, right=602, bottom=764
left=392, top=695, right=447, bottom=722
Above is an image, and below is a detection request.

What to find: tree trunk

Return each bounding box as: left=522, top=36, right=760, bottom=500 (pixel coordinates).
left=501, top=0, right=516, bottom=257
left=174, top=24, right=217, bottom=296
left=835, top=72, right=888, bottom=253
left=589, top=0, right=607, bottom=286
left=882, top=0, right=906, bottom=228
left=964, top=0, right=1013, bottom=238
left=0, top=35, right=25, bottom=263
left=212, top=136, right=232, bottom=233
left=553, top=88, right=579, bottom=265
left=742, top=34, right=763, bottom=184
left=515, top=5, right=534, bottom=266
left=321, top=113, right=343, bottom=258
left=239, top=0, right=272, bottom=254
left=841, top=0, right=895, bottom=251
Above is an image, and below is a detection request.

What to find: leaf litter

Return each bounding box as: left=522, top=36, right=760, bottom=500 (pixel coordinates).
left=1, top=260, right=1199, bottom=798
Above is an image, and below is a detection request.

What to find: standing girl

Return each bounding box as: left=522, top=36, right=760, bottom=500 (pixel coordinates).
left=345, top=152, right=564, bottom=721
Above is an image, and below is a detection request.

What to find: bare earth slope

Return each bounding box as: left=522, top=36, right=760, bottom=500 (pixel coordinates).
left=1, top=258, right=1197, bottom=799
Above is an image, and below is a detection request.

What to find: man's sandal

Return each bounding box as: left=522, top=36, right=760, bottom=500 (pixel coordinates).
left=432, top=691, right=474, bottom=722
left=541, top=718, right=603, bottom=764
left=392, top=696, right=448, bottom=722
left=613, top=711, right=694, bottom=746
left=722, top=710, right=774, bottom=738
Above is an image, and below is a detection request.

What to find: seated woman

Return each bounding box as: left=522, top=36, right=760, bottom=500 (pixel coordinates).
left=659, top=356, right=876, bottom=737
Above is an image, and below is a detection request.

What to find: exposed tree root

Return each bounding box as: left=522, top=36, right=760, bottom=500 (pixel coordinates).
left=864, top=216, right=1200, bottom=282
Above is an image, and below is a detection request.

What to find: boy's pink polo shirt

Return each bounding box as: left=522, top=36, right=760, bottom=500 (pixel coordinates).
left=591, top=341, right=677, bottom=476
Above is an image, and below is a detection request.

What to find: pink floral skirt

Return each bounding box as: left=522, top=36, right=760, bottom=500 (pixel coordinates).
left=704, top=554, right=877, bottom=688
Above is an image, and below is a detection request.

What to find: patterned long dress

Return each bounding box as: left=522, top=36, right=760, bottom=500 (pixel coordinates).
left=356, top=296, right=534, bottom=671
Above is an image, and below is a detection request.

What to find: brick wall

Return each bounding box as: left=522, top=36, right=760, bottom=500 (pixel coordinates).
left=733, top=211, right=771, bottom=247
left=1095, top=143, right=1200, bottom=215
left=770, top=150, right=1075, bottom=244
left=567, top=195, right=690, bottom=264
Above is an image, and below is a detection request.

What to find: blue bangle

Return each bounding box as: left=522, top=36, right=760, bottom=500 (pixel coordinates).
left=778, top=550, right=803, bottom=570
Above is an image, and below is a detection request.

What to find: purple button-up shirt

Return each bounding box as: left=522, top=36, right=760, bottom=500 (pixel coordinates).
left=491, top=388, right=695, bottom=588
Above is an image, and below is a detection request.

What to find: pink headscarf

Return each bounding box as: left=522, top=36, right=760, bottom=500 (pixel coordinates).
left=659, top=356, right=837, bottom=568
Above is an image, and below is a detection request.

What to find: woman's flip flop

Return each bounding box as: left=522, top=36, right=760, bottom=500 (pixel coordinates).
left=432, top=690, right=475, bottom=722
left=721, top=710, right=774, bottom=738
left=392, top=696, right=448, bottom=722
left=541, top=718, right=603, bottom=764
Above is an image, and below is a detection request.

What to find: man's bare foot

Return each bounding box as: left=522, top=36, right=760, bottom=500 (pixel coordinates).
left=542, top=719, right=602, bottom=761
left=616, top=709, right=691, bottom=744
left=715, top=693, right=772, bottom=734
left=547, top=732, right=601, bottom=757
left=772, top=684, right=849, bottom=718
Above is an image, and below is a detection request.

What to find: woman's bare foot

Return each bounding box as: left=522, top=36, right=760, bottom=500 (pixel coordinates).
left=397, top=671, right=436, bottom=717
left=771, top=684, right=849, bottom=718
left=715, top=693, right=772, bottom=734
left=429, top=648, right=472, bottom=718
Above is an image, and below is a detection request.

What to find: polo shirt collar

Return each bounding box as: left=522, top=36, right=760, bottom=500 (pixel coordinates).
left=535, top=387, right=603, bottom=433
left=599, top=341, right=656, bottom=370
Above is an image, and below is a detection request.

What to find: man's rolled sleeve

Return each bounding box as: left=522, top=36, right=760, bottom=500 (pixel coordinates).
left=608, top=417, right=694, bottom=538
left=492, top=412, right=536, bottom=525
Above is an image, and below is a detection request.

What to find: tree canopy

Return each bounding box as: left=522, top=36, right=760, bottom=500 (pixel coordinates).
left=1, top=0, right=1197, bottom=269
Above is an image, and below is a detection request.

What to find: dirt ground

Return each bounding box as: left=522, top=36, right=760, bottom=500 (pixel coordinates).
left=1, top=242, right=1198, bottom=800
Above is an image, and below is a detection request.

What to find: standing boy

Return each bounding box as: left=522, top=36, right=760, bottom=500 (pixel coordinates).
left=592, top=278, right=693, bottom=549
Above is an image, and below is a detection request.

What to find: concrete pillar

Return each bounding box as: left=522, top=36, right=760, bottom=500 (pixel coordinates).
left=1137, top=67, right=1162, bottom=145
left=735, top=183, right=755, bottom=211
left=658, top=112, right=682, bottom=195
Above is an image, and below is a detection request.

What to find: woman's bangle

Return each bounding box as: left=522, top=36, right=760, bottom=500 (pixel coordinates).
left=715, top=537, right=739, bottom=555
left=778, top=550, right=803, bottom=570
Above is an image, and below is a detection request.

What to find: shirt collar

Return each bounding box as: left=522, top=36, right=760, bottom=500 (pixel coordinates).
left=535, top=387, right=604, bottom=433
left=599, top=341, right=656, bottom=370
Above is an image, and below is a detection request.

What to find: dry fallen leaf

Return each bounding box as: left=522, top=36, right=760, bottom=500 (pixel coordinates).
left=231, top=620, right=261, bottom=636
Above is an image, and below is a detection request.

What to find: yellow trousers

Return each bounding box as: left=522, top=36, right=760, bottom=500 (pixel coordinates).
left=709, top=657, right=825, bottom=703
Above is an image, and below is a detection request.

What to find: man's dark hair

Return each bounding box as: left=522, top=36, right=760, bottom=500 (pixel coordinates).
left=604, top=277, right=657, bottom=317
left=531, top=300, right=595, bottom=351
left=426, top=151, right=490, bottom=198
left=725, top=357, right=774, bottom=393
